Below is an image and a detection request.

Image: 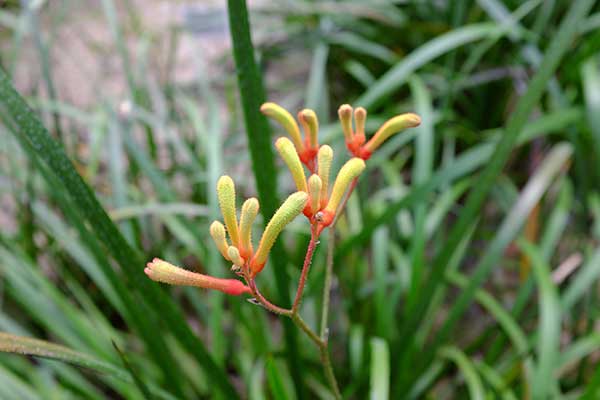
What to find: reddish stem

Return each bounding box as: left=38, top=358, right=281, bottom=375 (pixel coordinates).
left=247, top=277, right=291, bottom=316
left=292, top=224, right=319, bottom=312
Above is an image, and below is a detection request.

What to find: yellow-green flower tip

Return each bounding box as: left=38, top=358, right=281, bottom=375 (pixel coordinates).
left=275, top=137, right=307, bottom=192
left=261, top=102, right=304, bottom=151
left=308, top=174, right=322, bottom=213
left=324, top=158, right=365, bottom=216
left=363, top=113, right=421, bottom=153
left=354, top=107, right=367, bottom=138
left=227, top=246, right=245, bottom=267
left=217, top=175, right=240, bottom=246
left=298, top=109, right=319, bottom=148
left=317, top=145, right=333, bottom=206
left=251, top=191, right=309, bottom=276
left=210, top=221, right=230, bottom=260
left=338, top=104, right=354, bottom=141
left=145, top=258, right=250, bottom=295
left=239, top=197, right=259, bottom=256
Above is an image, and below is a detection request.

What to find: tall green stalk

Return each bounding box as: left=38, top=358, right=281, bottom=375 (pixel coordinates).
left=226, top=1, right=305, bottom=397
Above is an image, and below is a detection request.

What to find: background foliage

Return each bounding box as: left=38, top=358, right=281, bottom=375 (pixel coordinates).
left=0, top=0, right=599, bottom=398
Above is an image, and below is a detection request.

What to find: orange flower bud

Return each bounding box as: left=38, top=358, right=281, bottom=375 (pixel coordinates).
left=353, top=107, right=367, bottom=145
left=338, top=104, right=354, bottom=142
left=145, top=258, right=250, bottom=296
left=298, top=109, right=319, bottom=149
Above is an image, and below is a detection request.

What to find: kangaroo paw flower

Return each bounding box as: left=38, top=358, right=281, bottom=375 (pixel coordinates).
left=262, top=102, right=320, bottom=171
left=319, top=158, right=366, bottom=227
left=210, top=221, right=230, bottom=260
left=239, top=198, right=259, bottom=258
left=261, top=102, right=304, bottom=153
left=307, top=174, right=322, bottom=216
left=298, top=109, right=319, bottom=154
left=276, top=137, right=307, bottom=193
left=339, top=104, right=421, bottom=160
left=317, top=145, right=333, bottom=209
left=217, top=176, right=240, bottom=247
left=250, top=191, right=308, bottom=277
left=227, top=246, right=246, bottom=267
left=145, top=258, right=250, bottom=296
left=362, top=113, right=421, bottom=157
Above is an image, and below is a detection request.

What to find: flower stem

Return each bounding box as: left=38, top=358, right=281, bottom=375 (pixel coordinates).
left=247, top=279, right=291, bottom=316
left=290, top=313, right=342, bottom=399
left=320, top=177, right=358, bottom=339
left=320, top=227, right=335, bottom=340
left=292, top=224, right=319, bottom=313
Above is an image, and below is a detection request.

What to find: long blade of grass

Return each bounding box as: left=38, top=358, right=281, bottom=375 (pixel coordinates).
left=581, top=56, right=600, bottom=180
left=0, top=332, right=126, bottom=379
left=226, top=1, right=304, bottom=396
left=405, top=74, right=434, bottom=315
left=357, top=23, right=501, bottom=109
left=0, top=68, right=239, bottom=398
left=518, top=241, right=561, bottom=400
left=0, top=332, right=177, bottom=400
left=437, top=346, right=485, bottom=400
left=369, top=337, right=390, bottom=400
left=561, top=247, right=600, bottom=310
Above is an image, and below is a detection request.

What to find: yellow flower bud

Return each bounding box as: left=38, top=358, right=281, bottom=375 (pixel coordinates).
left=251, top=192, right=309, bottom=276
left=217, top=175, right=240, bottom=246
left=338, top=104, right=354, bottom=142
left=210, top=221, right=230, bottom=260
left=275, top=137, right=307, bottom=193
left=227, top=246, right=245, bottom=267
left=363, top=113, right=421, bottom=153
left=298, top=109, right=318, bottom=148
left=261, top=102, right=304, bottom=152
left=324, top=158, right=365, bottom=217
left=317, top=145, right=333, bottom=206
left=239, top=197, right=259, bottom=255
left=308, top=174, right=322, bottom=213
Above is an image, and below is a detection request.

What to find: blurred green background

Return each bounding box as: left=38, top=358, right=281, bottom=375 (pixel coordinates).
left=1, top=0, right=600, bottom=399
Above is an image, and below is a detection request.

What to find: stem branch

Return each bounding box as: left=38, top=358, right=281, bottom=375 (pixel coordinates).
left=292, top=224, right=319, bottom=313
left=320, top=177, right=358, bottom=339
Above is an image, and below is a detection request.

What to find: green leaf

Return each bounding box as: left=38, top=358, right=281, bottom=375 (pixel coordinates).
left=0, top=332, right=126, bottom=379
left=369, top=337, right=390, bottom=400
left=518, top=241, right=561, bottom=400
left=227, top=0, right=305, bottom=396
left=438, top=346, right=485, bottom=400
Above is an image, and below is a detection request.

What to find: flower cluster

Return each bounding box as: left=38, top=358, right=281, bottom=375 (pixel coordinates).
left=338, top=104, right=421, bottom=160
left=145, top=102, right=420, bottom=296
